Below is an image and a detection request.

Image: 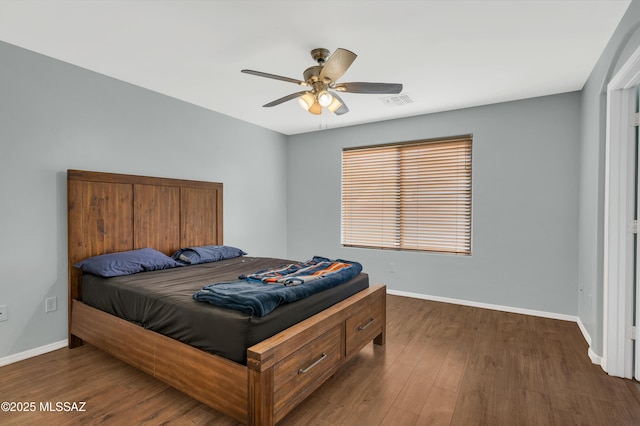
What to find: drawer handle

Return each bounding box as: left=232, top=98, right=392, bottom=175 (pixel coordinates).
left=298, top=352, right=327, bottom=375
left=358, top=318, right=375, bottom=331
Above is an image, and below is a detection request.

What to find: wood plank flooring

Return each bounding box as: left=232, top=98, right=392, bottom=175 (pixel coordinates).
left=2, top=295, right=640, bottom=425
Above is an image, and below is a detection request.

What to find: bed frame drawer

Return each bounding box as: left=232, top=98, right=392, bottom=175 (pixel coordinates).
left=272, top=324, right=343, bottom=415
left=345, top=299, right=385, bottom=357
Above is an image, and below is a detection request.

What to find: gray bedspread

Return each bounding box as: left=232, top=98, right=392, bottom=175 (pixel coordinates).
left=81, top=256, right=369, bottom=364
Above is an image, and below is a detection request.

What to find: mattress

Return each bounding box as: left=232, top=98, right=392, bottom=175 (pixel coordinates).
left=81, top=256, right=369, bottom=364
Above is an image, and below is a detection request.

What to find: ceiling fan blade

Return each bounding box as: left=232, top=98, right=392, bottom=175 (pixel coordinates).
left=241, top=69, right=307, bottom=86
left=330, top=92, right=349, bottom=115
left=319, top=48, right=357, bottom=82
left=262, top=91, right=309, bottom=107
left=334, top=82, right=403, bottom=94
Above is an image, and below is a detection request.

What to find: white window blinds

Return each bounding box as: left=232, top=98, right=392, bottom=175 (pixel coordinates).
left=341, top=136, right=472, bottom=255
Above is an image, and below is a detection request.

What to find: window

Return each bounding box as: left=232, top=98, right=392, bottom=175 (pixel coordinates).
left=341, top=135, right=472, bottom=255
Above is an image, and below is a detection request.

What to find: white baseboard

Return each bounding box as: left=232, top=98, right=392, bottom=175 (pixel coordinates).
left=387, top=289, right=578, bottom=322
left=0, top=339, right=68, bottom=367
left=576, top=316, right=602, bottom=365
left=587, top=347, right=603, bottom=365
left=576, top=316, right=592, bottom=346
left=386, top=289, right=602, bottom=364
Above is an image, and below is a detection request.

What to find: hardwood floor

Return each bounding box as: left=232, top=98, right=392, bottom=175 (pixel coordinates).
left=2, top=295, right=640, bottom=425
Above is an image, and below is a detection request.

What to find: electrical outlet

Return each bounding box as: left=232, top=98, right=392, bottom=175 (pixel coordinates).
left=0, top=305, right=7, bottom=321
left=45, top=297, right=57, bottom=313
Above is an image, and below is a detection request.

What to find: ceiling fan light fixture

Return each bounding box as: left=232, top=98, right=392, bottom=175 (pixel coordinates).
left=327, top=96, right=343, bottom=113
left=317, top=90, right=333, bottom=107
left=297, top=92, right=315, bottom=111
left=309, top=101, right=322, bottom=115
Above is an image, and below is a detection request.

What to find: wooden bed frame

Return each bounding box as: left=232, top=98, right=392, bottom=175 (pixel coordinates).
left=67, top=169, right=386, bottom=425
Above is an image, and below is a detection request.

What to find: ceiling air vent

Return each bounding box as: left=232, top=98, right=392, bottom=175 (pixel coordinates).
left=379, top=93, right=414, bottom=107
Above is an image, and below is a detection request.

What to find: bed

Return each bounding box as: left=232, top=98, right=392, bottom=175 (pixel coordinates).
left=67, top=169, right=386, bottom=425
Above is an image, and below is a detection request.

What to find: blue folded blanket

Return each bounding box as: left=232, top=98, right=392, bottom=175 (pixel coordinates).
left=192, top=256, right=362, bottom=316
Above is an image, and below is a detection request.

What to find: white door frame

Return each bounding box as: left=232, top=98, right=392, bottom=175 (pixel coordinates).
left=603, top=44, right=640, bottom=378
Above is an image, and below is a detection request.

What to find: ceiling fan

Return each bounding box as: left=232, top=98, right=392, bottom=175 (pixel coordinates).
left=241, top=48, right=403, bottom=115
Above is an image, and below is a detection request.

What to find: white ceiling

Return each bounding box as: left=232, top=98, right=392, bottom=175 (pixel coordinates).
left=0, top=0, right=631, bottom=135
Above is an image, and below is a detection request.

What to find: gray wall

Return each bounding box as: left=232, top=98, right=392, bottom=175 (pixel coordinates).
left=5, top=0, right=638, bottom=360
left=0, top=41, right=289, bottom=358
left=287, top=93, right=581, bottom=316
left=578, top=0, right=640, bottom=356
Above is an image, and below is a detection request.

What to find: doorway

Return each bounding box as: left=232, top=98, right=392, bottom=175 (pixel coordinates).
left=604, top=45, right=640, bottom=380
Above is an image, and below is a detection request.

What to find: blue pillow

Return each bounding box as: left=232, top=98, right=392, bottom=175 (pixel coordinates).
left=74, top=248, right=182, bottom=277
left=172, top=245, right=246, bottom=265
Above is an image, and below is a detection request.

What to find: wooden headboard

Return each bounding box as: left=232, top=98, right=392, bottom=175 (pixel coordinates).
left=67, top=169, right=223, bottom=346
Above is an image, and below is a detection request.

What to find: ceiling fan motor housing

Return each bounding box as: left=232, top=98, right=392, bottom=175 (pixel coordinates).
left=310, top=48, right=330, bottom=65
left=303, top=65, right=322, bottom=83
